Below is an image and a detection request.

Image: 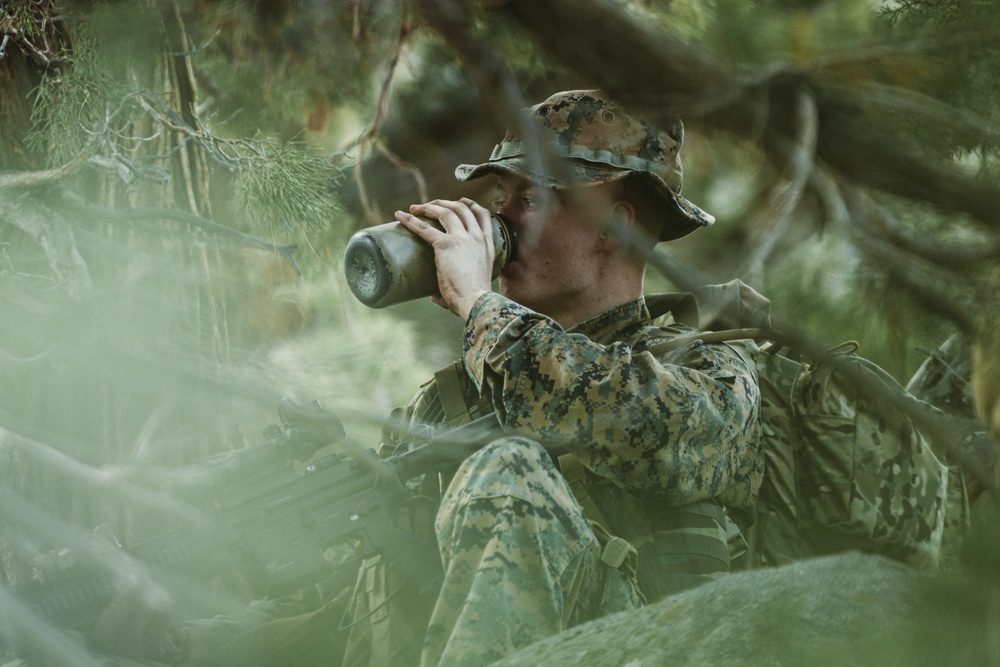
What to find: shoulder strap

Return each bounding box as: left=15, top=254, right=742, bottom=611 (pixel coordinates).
left=644, top=292, right=700, bottom=327
left=645, top=328, right=770, bottom=356
left=557, top=453, right=637, bottom=573
left=433, top=360, right=484, bottom=426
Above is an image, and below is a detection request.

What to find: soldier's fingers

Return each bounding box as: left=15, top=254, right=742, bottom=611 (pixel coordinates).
left=412, top=200, right=481, bottom=236
left=395, top=209, right=443, bottom=242
left=459, top=197, right=494, bottom=237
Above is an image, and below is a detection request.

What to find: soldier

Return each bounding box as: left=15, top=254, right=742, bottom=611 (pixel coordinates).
left=57, top=90, right=762, bottom=667
left=345, top=89, right=763, bottom=667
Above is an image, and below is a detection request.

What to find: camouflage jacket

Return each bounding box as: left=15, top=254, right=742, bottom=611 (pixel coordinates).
left=461, top=291, right=762, bottom=507
left=382, top=291, right=762, bottom=600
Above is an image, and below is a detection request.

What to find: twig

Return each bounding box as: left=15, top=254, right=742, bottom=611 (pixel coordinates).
left=163, top=28, right=220, bottom=57
left=0, top=347, right=49, bottom=368
left=840, top=185, right=979, bottom=333
left=377, top=141, right=428, bottom=204
left=807, top=167, right=850, bottom=229
left=58, top=192, right=302, bottom=274
left=857, top=191, right=1000, bottom=270
left=344, top=7, right=410, bottom=222
left=846, top=81, right=1000, bottom=148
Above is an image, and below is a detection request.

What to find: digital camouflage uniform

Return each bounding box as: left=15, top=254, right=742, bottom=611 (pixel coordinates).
left=345, top=90, right=762, bottom=667
left=363, top=289, right=762, bottom=667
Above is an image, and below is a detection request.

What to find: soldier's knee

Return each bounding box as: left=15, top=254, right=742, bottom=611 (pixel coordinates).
left=469, top=435, right=552, bottom=472
left=440, top=435, right=564, bottom=509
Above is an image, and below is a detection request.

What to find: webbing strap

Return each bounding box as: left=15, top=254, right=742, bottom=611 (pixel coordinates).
left=646, top=328, right=770, bottom=355
left=434, top=361, right=474, bottom=426
left=590, top=521, right=637, bottom=574
left=558, top=454, right=637, bottom=572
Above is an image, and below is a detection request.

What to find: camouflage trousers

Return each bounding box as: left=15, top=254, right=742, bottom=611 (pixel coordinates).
left=422, top=436, right=643, bottom=667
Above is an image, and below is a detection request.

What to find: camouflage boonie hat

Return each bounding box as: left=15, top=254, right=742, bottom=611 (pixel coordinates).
left=455, top=90, right=714, bottom=241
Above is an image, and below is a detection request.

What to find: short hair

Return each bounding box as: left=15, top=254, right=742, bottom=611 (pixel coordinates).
left=616, top=173, right=673, bottom=243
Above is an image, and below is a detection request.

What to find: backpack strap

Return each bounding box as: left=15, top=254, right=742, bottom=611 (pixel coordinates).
left=644, top=292, right=700, bottom=327
left=558, top=453, right=638, bottom=573
left=433, top=360, right=488, bottom=426
left=646, top=328, right=770, bottom=356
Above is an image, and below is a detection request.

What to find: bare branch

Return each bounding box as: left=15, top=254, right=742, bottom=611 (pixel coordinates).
left=352, top=8, right=411, bottom=150
left=57, top=192, right=302, bottom=274
left=840, top=186, right=979, bottom=333
left=861, top=197, right=1000, bottom=270
left=0, top=189, right=92, bottom=298
left=0, top=347, right=50, bottom=369
left=807, top=167, right=851, bottom=229
left=847, top=81, right=1000, bottom=149
left=739, top=90, right=819, bottom=281
left=377, top=140, right=429, bottom=204
left=0, top=162, right=81, bottom=191
left=344, top=7, right=412, bottom=223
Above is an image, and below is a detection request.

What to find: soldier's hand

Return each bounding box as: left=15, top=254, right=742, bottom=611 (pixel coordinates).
left=396, top=198, right=494, bottom=319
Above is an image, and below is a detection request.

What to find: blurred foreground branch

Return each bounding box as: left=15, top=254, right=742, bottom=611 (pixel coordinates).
left=493, top=0, right=1000, bottom=232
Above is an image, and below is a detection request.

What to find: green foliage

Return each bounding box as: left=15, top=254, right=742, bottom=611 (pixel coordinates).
left=192, top=0, right=408, bottom=141
left=20, top=0, right=347, bottom=237
left=875, top=0, right=1000, bottom=161
left=233, top=139, right=341, bottom=234
left=26, top=0, right=160, bottom=165
left=73, top=0, right=163, bottom=86
left=475, top=15, right=568, bottom=87
left=0, top=2, right=46, bottom=40
left=636, top=0, right=717, bottom=41
left=693, top=0, right=880, bottom=64
left=3, top=2, right=999, bottom=663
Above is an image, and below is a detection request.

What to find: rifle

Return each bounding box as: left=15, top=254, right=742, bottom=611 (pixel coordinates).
left=4, top=400, right=502, bottom=636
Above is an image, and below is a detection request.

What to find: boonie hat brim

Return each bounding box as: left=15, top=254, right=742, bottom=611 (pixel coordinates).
left=455, top=158, right=714, bottom=242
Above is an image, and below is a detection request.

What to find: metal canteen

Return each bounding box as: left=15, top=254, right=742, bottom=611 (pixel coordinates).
left=344, top=213, right=517, bottom=308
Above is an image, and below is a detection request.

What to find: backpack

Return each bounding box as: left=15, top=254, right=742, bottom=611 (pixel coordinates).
left=747, top=340, right=950, bottom=569
left=653, top=281, right=954, bottom=569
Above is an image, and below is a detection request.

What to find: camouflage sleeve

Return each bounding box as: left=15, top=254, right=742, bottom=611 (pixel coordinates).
left=463, top=292, right=760, bottom=506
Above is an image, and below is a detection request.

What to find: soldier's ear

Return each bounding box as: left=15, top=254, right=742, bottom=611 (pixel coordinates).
left=613, top=200, right=635, bottom=227
left=599, top=200, right=636, bottom=251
